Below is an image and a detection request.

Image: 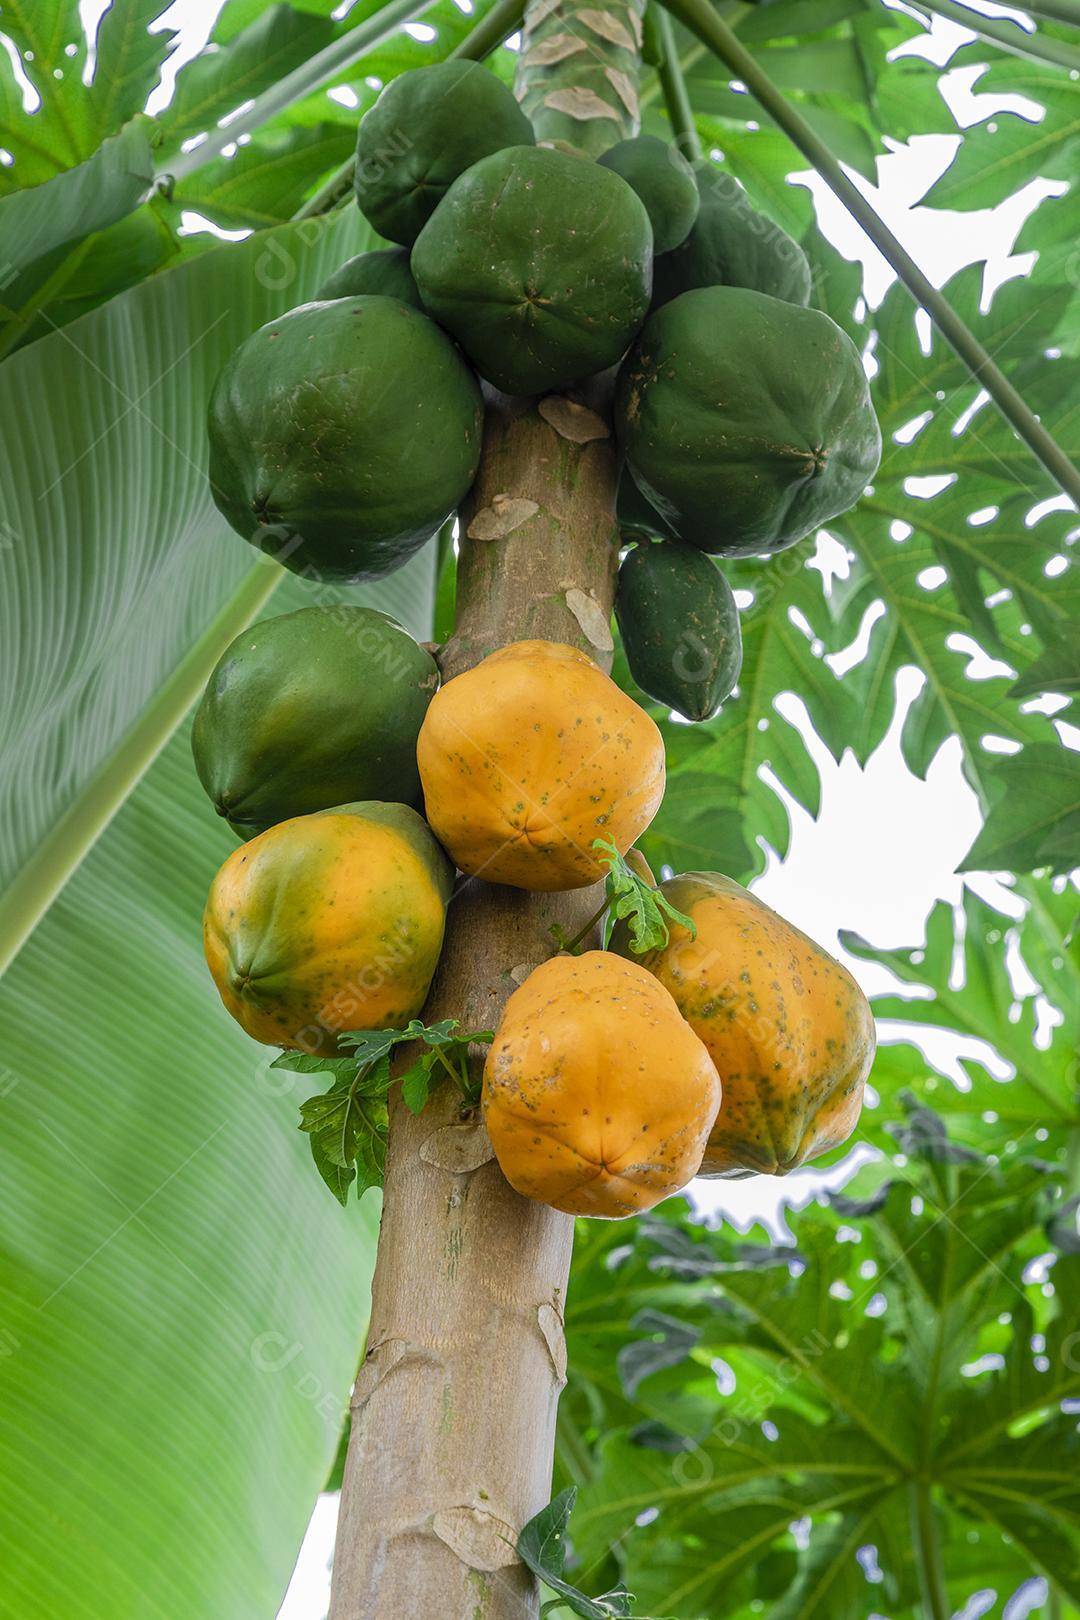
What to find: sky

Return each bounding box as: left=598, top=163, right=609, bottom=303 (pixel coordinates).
left=65, top=0, right=1072, bottom=1612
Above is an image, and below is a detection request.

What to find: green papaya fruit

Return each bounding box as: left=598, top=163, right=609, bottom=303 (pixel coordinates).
left=617, top=473, right=676, bottom=539
left=412, top=145, right=653, bottom=396
left=597, top=135, right=699, bottom=254
left=316, top=247, right=422, bottom=308
left=616, top=286, right=881, bottom=557
left=652, top=166, right=811, bottom=309
left=615, top=539, right=742, bottom=721
left=192, top=606, right=439, bottom=838
left=354, top=61, right=534, bottom=246
left=207, top=296, right=482, bottom=583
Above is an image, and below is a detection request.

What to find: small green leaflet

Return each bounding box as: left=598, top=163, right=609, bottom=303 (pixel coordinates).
left=294, top=1053, right=390, bottom=1207
left=518, top=1488, right=638, bottom=1618
left=347, top=1018, right=493, bottom=1116
left=271, top=1020, right=493, bottom=1206
left=595, top=837, right=695, bottom=955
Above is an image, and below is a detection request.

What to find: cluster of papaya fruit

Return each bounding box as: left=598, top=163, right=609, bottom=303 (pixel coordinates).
left=197, top=58, right=879, bottom=1218
left=206, top=59, right=881, bottom=724
left=196, top=621, right=874, bottom=1219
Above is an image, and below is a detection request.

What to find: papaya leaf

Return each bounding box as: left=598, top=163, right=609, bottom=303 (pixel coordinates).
left=308, top=1138, right=356, bottom=1208
left=593, top=836, right=695, bottom=954
left=961, top=744, right=1080, bottom=875
left=336, top=1020, right=492, bottom=1119
left=401, top=1064, right=433, bottom=1116
left=336, top=1027, right=407, bottom=1066
left=564, top=1152, right=1079, bottom=1617
left=519, top=1489, right=636, bottom=1617
left=0, top=1, right=175, bottom=189
left=0, top=114, right=159, bottom=333
left=616, top=1310, right=701, bottom=1400
left=298, top=1054, right=391, bottom=1205
left=159, top=4, right=338, bottom=155
left=1010, top=622, right=1080, bottom=700
left=270, top=1051, right=357, bottom=1078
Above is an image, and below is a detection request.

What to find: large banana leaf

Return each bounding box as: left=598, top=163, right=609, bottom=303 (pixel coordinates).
left=0, top=204, right=436, bottom=1615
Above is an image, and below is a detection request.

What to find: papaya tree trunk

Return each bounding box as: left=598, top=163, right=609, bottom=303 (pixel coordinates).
left=327, top=10, right=642, bottom=1614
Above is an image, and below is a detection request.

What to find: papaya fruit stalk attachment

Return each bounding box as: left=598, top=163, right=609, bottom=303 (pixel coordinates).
left=550, top=835, right=695, bottom=955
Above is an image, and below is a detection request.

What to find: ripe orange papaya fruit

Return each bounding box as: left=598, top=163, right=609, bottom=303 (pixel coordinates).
left=203, top=802, right=453, bottom=1056
left=483, top=952, right=721, bottom=1218
left=610, top=872, right=874, bottom=1175
left=416, top=641, right=666, bottom=891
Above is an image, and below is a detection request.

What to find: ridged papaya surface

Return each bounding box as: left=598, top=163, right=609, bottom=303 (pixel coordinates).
left=416, top=640, right=665, bottom=891
left=611, top=872, right=874, bottom=1175
left=411, top=146, right=653, bottom=396
left=207, top=296, right=482, bottom=583
left=483, top=952, right=721, bottom=1218
left=353, top=61, right=534, bottom=245
left=617, top=285, right=881, bottom=557
left=652, top=166, right=811, bottom=309
left=203, top=802, right=453, bottom=1056
left=597, top=135, right=699, bottom=254
left=192, top=606, right=438, bottom=837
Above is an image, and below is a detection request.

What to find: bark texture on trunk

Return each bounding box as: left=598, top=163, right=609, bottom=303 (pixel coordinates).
left=329, top=9, right=639, bottom=1613
left=516, top=0, right=646, bottom=155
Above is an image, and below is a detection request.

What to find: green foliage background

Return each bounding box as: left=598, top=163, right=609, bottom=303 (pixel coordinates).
left=0, top=0, right=1076, bottom=1615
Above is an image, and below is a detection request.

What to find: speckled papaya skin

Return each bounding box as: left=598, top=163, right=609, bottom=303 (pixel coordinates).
left=615, top=285, right=882, bottom=558
left=610, top=872, right=874, bottom=1176
left=483, top=952, right=721, bottom=1218
left=203, top=802, right=453, bottom=1056
left=207, top=296, right=482, bottom=584
left=411, top=145, right=653, bottom=396
left=416, top=641, right=666, bottom=892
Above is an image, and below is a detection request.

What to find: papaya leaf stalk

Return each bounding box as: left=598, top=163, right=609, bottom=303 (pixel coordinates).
left=909, top=0, right=1080, bottom=70
left=646, top=4, right=701, bottom=163
left=910, top=1479, right=951, bottom=1620
left=1011, top=0, right=1080, bottom=22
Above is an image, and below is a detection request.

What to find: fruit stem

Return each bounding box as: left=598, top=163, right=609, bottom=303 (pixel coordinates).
left=433, top=1045, right=470, bottom=1097
left=293, top=0, right=525, bottom=223
left=647, top=4, right=702, bottom=163
left=449, top=0, right=526, bottom=62
left=909, top=0, right=1080, bottom=70
left=659, top=0, right=1080, bottom=511
left=559, top=895, right=611, bottom=955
